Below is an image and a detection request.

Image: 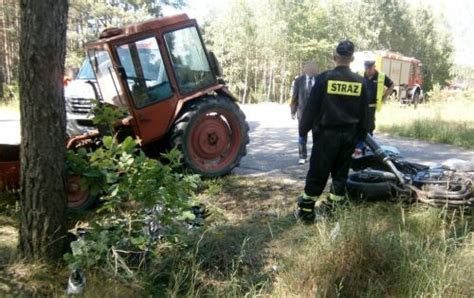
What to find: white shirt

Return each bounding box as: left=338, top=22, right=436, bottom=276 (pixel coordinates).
left=306, top=75, right=315, bottom=90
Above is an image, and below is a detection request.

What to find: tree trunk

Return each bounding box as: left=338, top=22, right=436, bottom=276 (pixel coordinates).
left=261, top=63, right=266, bottom=101
left=5, top=0, right=13, bottom=83
left=1, top=0, right=11, bottom=85
left=279, top=67, right=286, bottom=104
left=271, top=66, right=275, bottom=101
left=253, top=64, right=258, bottom=99
left=0, top=69, right=3, bottom=99
left=18, top=0, right=69, bottom=262
left=0, top=0, right=20, bottom=87
left=266, top=66, right=273, bottom=102
left=242, top=56, right=249, bottom=104
left=279, top=57, right=287, bottom=104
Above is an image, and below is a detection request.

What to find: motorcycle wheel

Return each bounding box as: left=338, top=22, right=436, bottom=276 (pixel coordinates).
left=346, top=170, right=399, bottom=201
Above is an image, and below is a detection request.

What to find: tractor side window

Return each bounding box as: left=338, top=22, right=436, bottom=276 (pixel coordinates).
left=77, top=58, right=95, bottom=80
left=164, top=26, right=215, bottom=94
left=88, top=49, right=127, bottom=107
left=116, top=37, right=172, bottom=109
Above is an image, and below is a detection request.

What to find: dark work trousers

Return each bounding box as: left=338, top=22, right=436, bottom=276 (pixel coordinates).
left=367, top=107, right=376, bottom=135
left=298, top=129, right=308, bottom=160
left=356, top=107, right=375, bottom=151
left=304, top=126, right=358, bottom=197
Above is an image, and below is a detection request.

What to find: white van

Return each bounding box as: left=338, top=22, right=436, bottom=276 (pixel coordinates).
left=65, top=58, right=96, bottom=136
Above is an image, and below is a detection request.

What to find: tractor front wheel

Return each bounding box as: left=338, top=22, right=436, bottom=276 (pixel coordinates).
left=171, top=96, right=249, bottom=177
left=67, top=175, right=96, bottom=211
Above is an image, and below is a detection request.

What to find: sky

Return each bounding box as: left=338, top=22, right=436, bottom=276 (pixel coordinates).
left=163, top=0, right=474, bottom=66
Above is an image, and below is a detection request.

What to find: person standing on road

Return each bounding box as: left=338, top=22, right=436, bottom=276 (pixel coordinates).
left=362, top=60, right=394, bottom=133
left=295, top=40, right=368, bottom=224
left=354, top=60, right=394, bottom=155
left=290, top=61, right=318, bottom=165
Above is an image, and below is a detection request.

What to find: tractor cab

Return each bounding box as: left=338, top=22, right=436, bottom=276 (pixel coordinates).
left=86, top=14, right=220, bottom=143
left=85, top=14, right=249, bottom=177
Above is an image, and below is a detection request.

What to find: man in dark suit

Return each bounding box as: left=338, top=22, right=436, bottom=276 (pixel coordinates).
left=290, top=61, right=317, bottom=165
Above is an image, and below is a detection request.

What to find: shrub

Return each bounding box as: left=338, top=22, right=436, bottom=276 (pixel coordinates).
left=64, top=136, right=201, bottom=276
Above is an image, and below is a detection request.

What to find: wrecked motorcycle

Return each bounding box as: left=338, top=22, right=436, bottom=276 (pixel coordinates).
left=347, top=135, right=474, bottom=208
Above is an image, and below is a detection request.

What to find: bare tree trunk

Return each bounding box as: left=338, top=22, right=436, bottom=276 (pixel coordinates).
left=19, top=0, right=69, bottom=261
left=0, top=69, right=3, bottom=99
left=271, top=66, right=276, bottom=102
left=0, top=0, right=20, bottom=86
left=253, top=64, right=258, bottom=99
left=12, top=0, right=19, bottom=76
left=242, top=56, right=249, bottom=104
left=1, top=0, right=11, bottom=84
left=0, top=0, right=4, bottom=99
left=279, top=64, right=286, bottom=104
left=261, top=62, right=266, bottom=102
left=6, top=0, right=13, bottom=83
left=266, top=66, right=273, bottom=102
left=0, top=0, right=5, bottom=94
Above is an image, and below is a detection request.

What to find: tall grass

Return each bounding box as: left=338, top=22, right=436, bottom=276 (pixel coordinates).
left=377, top=89, right=474, bottom=148
left=155, top=202, right=473, bottom=297
left=272, top=204, right=473, bottom=297
left=141, top=177, right=474, bottom=297
left=1, top=170, right=473, bottom=296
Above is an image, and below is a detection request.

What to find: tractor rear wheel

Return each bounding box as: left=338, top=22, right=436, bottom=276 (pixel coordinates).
left=171, top=96, right=249, bottom=177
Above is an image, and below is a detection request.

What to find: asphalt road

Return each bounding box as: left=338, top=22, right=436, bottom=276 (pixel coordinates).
left=235, top=103, right=474, bottom=179
left=1, top=104, right=473, bottom=180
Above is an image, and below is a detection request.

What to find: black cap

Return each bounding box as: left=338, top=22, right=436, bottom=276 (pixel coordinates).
left=364, top=60, right=376, bottom=68
left=336, top=40, right=355, bottom=57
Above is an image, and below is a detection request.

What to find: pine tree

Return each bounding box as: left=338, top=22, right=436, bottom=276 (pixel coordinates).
left=18, top=0, right=69, bottom=261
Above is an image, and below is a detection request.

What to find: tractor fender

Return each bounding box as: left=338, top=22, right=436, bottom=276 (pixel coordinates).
left=173, top=84, right=239, bottom=121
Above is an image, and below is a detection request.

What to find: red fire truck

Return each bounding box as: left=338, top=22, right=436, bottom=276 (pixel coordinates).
left=351, top=51, right=424, bottom=105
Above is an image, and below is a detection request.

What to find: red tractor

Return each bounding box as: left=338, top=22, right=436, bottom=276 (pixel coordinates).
left=0, top=14, right=249, bottom=209
left=85, top=14, right=249, bottom=177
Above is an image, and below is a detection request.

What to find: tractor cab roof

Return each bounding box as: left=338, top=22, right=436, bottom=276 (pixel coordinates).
left=86, top=14, right=191, bottom=47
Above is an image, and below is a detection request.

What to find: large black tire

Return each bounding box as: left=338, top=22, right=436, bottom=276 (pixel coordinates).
left=171, top=96, right=249, bottom=177
left=346, top=170, right=398, bottom=202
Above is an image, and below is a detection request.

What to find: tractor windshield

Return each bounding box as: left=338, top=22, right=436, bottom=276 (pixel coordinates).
left=87, top=48, right=127, bottom=107
left=164, top=26, right=215, bottom=94
left=115, top=37, right=173, bottom=109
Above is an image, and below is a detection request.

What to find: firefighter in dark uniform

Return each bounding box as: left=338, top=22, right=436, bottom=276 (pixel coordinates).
left=296, top=40, right=368, bottom=223
left=354, top=60, right=394, bottom=154
left=361, top=60, right=394, bottom=134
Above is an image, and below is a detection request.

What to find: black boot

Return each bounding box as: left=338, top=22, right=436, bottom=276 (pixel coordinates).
left=295, top=196, right=315, bottom=224
left=315, top=199, right=334, bottom=218
left=315, top=194, right=345, bottom=218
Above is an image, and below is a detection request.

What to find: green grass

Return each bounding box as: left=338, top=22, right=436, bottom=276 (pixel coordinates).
left=1, top=176, right=473, bottom=296
left=157, top=178, right=474, bottom=297
left=380, top=118, right=474, bottom=148
left=377, top=89, right=474, bottom=148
